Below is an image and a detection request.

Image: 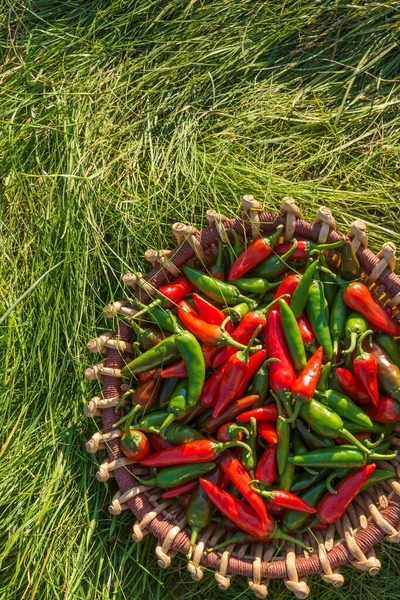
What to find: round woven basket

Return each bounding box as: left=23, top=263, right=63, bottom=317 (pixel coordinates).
left=85, top=197, right=400, bottom=598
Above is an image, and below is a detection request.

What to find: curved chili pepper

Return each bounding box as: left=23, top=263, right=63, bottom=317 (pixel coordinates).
left=160, top=343, right=217, bottom=378
left=140, top=439, right=251, bottom=467
left=335, top=367, right=370, bottom=405
left=212, top=327, right=268, bottom=418
left=219, top=452, right=268, bottom=521
left=342, top=281, right=400, bottom=335
left=120, top=408, right=151, bottom=460
left=364, top=396, right=400, bottom=423
left=217, top=422, right=248, bottom=442
left=158, top=275, right=194, bottom=305
left=352, top=330, right=379, bottom=407
left=209, top=239, right=225, bottom=280
left=228, top=225, right=284, bottom=281
left=273, top=275, right=301, bottom=306
left=317, top=464, right=376, bottom=523
left=315, top=389, right=373, bottom=428
left=161, top=422, right=204, bottom=445
left=282, top=481, right=327, bottom=532
left=137, top=462, right=217, bottom=489
left=287, top=347, right=323, bottom=422
left=198, top=363, right=226, bottom=407
left=279, top=300, right=307, bottom=371
left=371, top=342, right=400, bottom=401
left=192, top=293, right=234, bottom=331
left=290, top=259, right=319, bottom=318
left=203, top=394, right=260, bottom=433
left=297, top=313, right=316, bottom=346
left=273, top=393, right=290, bottom=476
left=121, top=335, right=180, bottom=376
left=240, top=417, right=257, bottom=473
left=249, top=360, right=271, bottom=407
left=236, top=405, right=278, bottom=423
left=274, top=239, right=345, bottom=261
left=249, top=485, right=317, bottom=513
left=339, top=240, right=360, bottom=281
left=316, top=361, right=331, bottom=393
left=182, top=265, right=255, bottom=306
left=265, top=310, right=296, bottom=414
left=255, top=444, right=277, bottom=484
left=233, top=277, right=280, bottom=294
left=162, top=480, right=199, bottom=499
left=258, top=421, right=278, bottom=444
left=289, top=447, right=395, bottom=469
left=305, top=275, right=333, bottom=359
left=375, top=330, right=400, bottom=368
left=249, top=238, right=299, bottom=281
left=187, top=468, right=222, bottom=558
left=330, top=289, right=347, bottom=358
left=174, top=330, right=205, bottom=407
left=279, top=458, right=295, bottom=492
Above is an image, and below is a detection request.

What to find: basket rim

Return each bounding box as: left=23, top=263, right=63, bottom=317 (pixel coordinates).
left=98, top=209, right=400, bottom=580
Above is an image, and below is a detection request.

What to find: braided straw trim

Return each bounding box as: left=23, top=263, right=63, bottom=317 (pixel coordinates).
left=284, top=541, right=310, bottom=599
left=84, top=395, right=122, bottom=418
left=281, top=198, right=302, bottom=242
left=316, top=206, right=336, bottom=244
left=94, top=211, right=400, bottom=580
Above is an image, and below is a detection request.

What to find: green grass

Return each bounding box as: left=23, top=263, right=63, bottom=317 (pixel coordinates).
left=1, top=0, right=400, bottom=598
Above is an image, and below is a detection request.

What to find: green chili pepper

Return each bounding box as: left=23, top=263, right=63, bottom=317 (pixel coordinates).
left=249, top=360, right=271, bottom=407
left=132, top=410, right=170, bottom=433
left=320, top=269, right=340, bottom=312
left=131, top=300, right=179, bottom=333
left=175, top=330, right=205, bottom=406
left=182, top=265, right=254, bottom=306
left=187, top=468, right=221, bottom=559
left=315, top=389, right=373, bottom=429
left=291, top=469, right=328, bottom=493
left=136, top=462, right=217, bottom=488
left=209, top=239, right=224, bottom=280
left=121, top=336, right=180, bottom=376
left=296, top=418, right=335, bottom=450
left=279, top=455, right=295, bottom=491
left=291, top=429, right=309, bottom=456
left=290, top=259, right=319, bottom=319
left=316, top=362, right=331, bottom=392
left=275, top=394, right=290, bottom=476
left=343, top=420, right=394, bottom=435
left=163, top=422, right=204, bottom=445
left=330, top=290, right=347, bottom=358
left=360, top=469, right=395, bottom=491
left=159, top=379, right=191, bottom=437
left=375, top=331, right=400, bottom=369
left=340, top=240, right=361, bottom=281
left=289, top=446, right=396, bottom=469
left=241, top=417, right=257, bottom=476
left=229, top=229, right=245, bottom=256
left=342, top=311, right=369, bottom=355
left=299, top=399, right=374, bottom=454
left=233, top=277, right=280, bottom=295
left=250, top=239, right=299, bottom=281
left=282, top=480, right=327, bottom=532
left=196, top=407, right=213, bottom=428
left=223, top=244, right=235, bottom=273
left=222, top=302, right=252, bottom=324
left=159, top=377, right=179, bottom=406
left=305, top=276, right=333, bottom=359
left=279, top=299, right=307, bottom=370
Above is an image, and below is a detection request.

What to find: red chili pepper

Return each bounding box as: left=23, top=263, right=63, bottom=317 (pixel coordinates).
left=177, top=300, right=246, bottom=348
left=138, top=369, right=158, bottom=383
left=353, top=331, right=379, bottom=407
left=343, top=282, right=400, bottom=335
left=297, top=313, right=315, bottom=345
left=199, top=478, right=272, bottom=537
left=212, top=341, right=267, bottom=418
left=203, top=394, right=260, bottom=433
left=272, top=275, right=301, bottom=306
left=160, top=344, right=218, bottom=378
left=250, top=486, right=317, bottom=513
left=162, top=480, right=199, bottom=498
left=228, top=225, right=284, bottom=281
left=148, top=433, right=174, bottom=451
left=364, top=397, right=400, bottom=423
left=335, top=368, right=371, bottom=405
left=317, top=464, right=376, bottom=523
left=292, top=347, right=323, bottom=403
left=236, top=405, right=278, bottom=422
left=255, top=444, right=277, bottom=484
left=193, top=293, right=234, bottom=332
left=199, top=363, right=227, bottom=407
left=265, top=309, right=296, bottom=395
left=140, top=439, right=251, bottom=467
left=219, top=452, right=268, bottom=522
left=257, top=421, right=278, bottom=444
left=217, top=422, right=247, bottom=442
left=158, top=276, right=194, bottom=304
left=274, top=240, right=311, bottom=261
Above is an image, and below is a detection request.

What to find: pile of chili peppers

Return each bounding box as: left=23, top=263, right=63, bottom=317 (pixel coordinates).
left=113, top=229, right=400, bottom=557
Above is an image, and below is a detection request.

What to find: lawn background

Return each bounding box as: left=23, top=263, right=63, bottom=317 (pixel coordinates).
left=1, top=1, right=400, bottom=598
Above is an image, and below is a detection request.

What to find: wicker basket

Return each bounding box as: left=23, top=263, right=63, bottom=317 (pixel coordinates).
left=85, top=197, right=400, bottom=598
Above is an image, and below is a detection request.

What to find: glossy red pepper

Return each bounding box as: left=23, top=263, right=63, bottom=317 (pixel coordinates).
left=335, top=367, right=371, bottom=405
left=228, top=225, right=284, bottom=281
left=140, top=439, right=251, bottom=467
left=257, top=422, right=278, bottom=444
left=364, top=397, right=400, bottom=423
left=264, top=309, right=296, bottom=408
left=250, top=485, right=317, bottom=513
left=192, top=293, right=234, bottom=332
left=212, top=311, right=268, bottom=368
left=204, top=395, right=260, bottom=433
left=343, top=282, right=400, bottom=335
left=199, top=363, right=227, bottom=407
left=236, top=405, right=278, bottom=422
left=255, top=444, right=277, bottom=484
left=199, top=478, right=271, bottom=537
left=317, top=464, right=376, bottom=523
left=162, top=480, right=199, bottom=498
left=219, top=452, right=268, bottom=521
left=138, top=369, right=158, bottom=383
left=158, top=276, right=194, bottom=304
left=272, top=275, right=301, bottom=306
left=353, top=331, right=379, bottom=407
left=297, top=313, right=316, bottom=345
left=217, top=422, right=248, bottom=442
left=160, top=344, right=218, bottom=378
left=148, top=433, right=174, bottom=451
left=292, top=347, right=324, bottom=404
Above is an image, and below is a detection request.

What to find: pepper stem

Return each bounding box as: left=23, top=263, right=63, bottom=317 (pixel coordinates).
left=113, top=403, right=142, bottom=427
left=267, top=224, right=285, bottom=246
left=316, top=239, right=346, bottom=252
left=363, top=434, right=384, bottom=449
left=355, top=329, right=374, bottom=360
left=342, top=331, right=358, bottom=356
left=159, top=413, right=176, bottom=439
left=215, top=440, right=253, bottom=456
left=130, top=298, right=163, bottom=320
left=271, top=390, right=294, bottom=420
left=187, top=527, right=200, bottom=560
left=276, top=238, right=299, bottom=264
left=229, top=229, right=245, bottom=256
left=134, top=475, right=157, bottom=486
left=319, top=265, right=349, bottom=288
left=241, top=324, right=263, bottom=363
left=369, top=450, right=397, bottom=460
left=279, top=398, right=301, bottom=424
left=115, top=388, right=135, bottom=412
left=248, top=482, right=275, bottom=500
left=339, top=428, right=373, bottom=455
left=257, top=294, right=291, bottom=316
left=127, top=319, right=146, bottom=339
left=204, top=532, right=246, bottom=554
left=325, top=472, right=338, bottom=495
left=272, top=526, right=314, bottom=552
left=295, top=516, right=321, bottom=533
